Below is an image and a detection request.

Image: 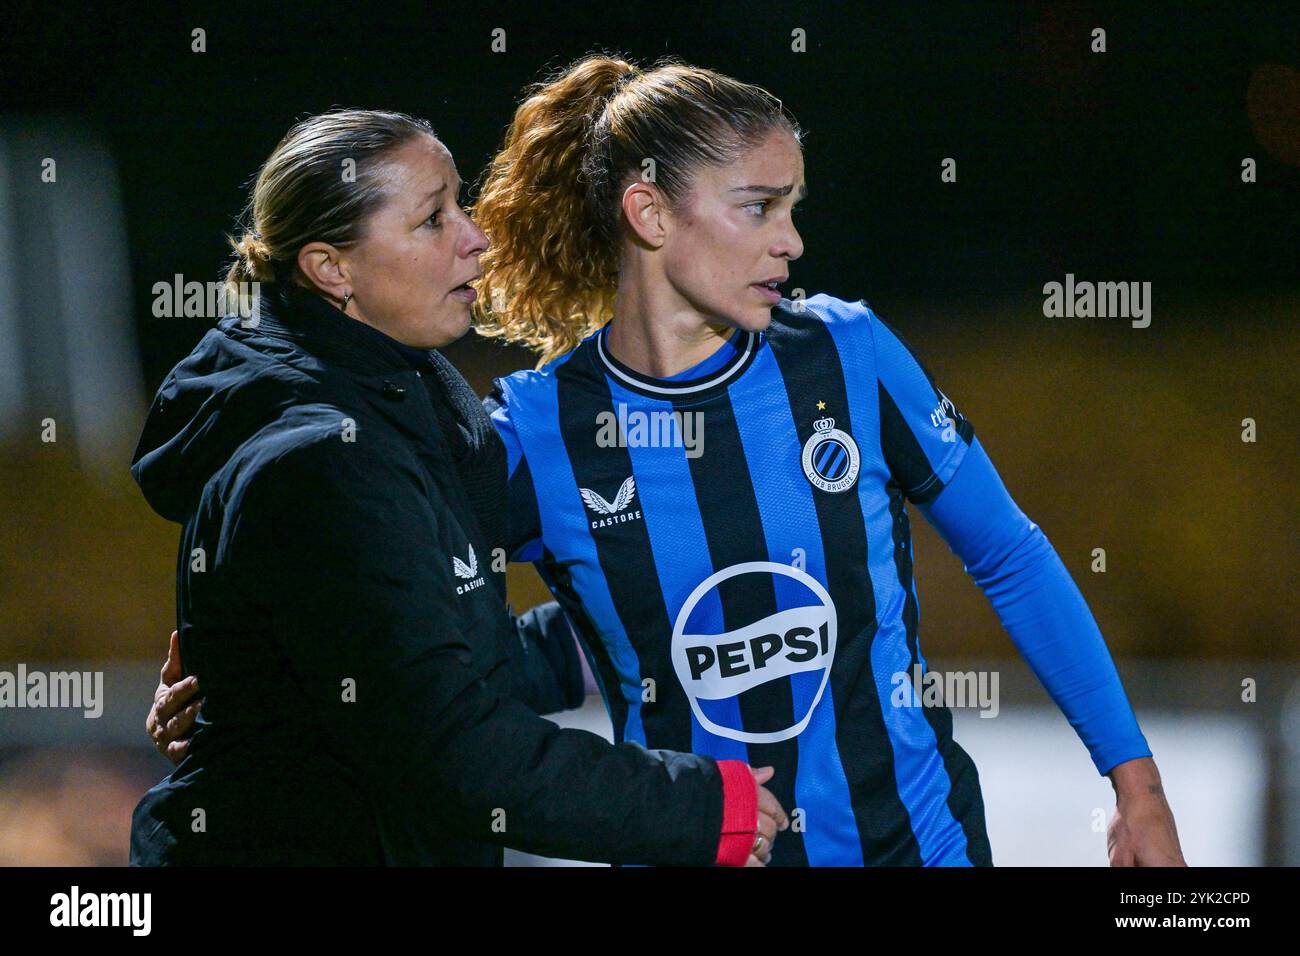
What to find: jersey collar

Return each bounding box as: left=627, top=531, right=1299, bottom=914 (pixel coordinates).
left=592, top=325, right=761, bottom=399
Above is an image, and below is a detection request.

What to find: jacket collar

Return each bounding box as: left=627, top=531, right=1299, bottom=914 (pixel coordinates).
left=246, top=282, right=433, bottom=378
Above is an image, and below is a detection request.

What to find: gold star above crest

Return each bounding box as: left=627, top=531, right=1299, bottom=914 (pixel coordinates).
left=816, top=400, right=826, bottom=411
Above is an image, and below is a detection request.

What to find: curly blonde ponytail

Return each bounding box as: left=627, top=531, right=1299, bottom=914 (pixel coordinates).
left=471, top=56, right=638, bottom=363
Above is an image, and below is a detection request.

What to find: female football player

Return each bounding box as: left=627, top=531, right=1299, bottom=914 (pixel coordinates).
left=464, top=54, right=1185, bottom=866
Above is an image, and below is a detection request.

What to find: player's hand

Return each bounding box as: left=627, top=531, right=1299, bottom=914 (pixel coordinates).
left=146, top=630, right=202, bottom=765
left=745, top=765, right=790, bottom=866
left=1106, top=758, right=1186, bottom=866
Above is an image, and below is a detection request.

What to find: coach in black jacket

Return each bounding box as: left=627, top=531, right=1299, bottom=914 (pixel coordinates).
left=128, top=110, right=779, bottom=866
left=129, top=274, right=755, bottom=865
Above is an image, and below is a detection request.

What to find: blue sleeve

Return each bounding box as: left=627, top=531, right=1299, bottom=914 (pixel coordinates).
left=481, top=389, right=583, bottom=713
left=917, top=435, right=1152, bottom=776
left=870, top=312, right=976, bottom=505
left=483, top=386, right=544, bottom=563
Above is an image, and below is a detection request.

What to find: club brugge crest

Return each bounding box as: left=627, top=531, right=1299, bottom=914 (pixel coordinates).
left=671, top=562, right=837, bottom=744
left=801, top=416, right=860, bottom=493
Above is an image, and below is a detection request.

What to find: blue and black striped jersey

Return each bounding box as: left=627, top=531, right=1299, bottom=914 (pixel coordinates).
left=487, top=294, right=1150, bottom=866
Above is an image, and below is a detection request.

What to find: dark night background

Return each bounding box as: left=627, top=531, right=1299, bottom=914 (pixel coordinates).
left=0, top=1, right=1296, bottom=864
left=4, top=1, right=1297, bottom=382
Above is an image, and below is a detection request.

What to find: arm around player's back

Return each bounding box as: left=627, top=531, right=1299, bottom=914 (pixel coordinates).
left=229, top=431, right=753, bottom=865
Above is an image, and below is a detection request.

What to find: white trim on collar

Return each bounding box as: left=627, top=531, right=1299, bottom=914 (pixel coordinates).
left=594, top=327, right=758, bottom=396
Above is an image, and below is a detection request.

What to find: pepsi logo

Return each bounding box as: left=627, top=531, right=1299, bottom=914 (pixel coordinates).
left=671, top=562, right=837, bottom=743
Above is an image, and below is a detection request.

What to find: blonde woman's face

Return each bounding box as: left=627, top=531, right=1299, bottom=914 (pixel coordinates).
left=660, top=128, right=805, bottom=331
left=343, top=136, right=487, bottom=349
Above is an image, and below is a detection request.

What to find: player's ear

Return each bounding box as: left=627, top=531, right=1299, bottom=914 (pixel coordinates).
left=621, top=181, right=667, bottom=249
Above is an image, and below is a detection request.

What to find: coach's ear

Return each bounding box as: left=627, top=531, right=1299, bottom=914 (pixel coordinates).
left=621, top=180, right=667, bottom=249
left=297, top=241, right=352, bottom=304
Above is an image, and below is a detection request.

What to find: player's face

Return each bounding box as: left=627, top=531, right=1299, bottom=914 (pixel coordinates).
left=342, top=136, right=488, bottom=349
left=661, top=127, right=805, bottom=332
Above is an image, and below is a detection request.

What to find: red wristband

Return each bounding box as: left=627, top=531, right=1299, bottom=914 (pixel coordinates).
left=714, top=760, right=758, bottom=867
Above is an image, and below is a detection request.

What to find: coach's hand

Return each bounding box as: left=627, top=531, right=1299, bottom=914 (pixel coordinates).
left=146, top=630, right=202, bottom=765
left=1106, top=757, right=1186, bottom=866
left=745, top=765, right=789, bottom=866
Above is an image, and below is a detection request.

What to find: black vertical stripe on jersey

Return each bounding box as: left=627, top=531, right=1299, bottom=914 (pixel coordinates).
left=554, top=360, right=694, bottom=754
left=767, top=307, right=924, bottom=865
left=672, top=390, right=809, bottom=867
left=878, top=382, right=973, bottom=506
left=885, top=478, right=994, bottom=865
